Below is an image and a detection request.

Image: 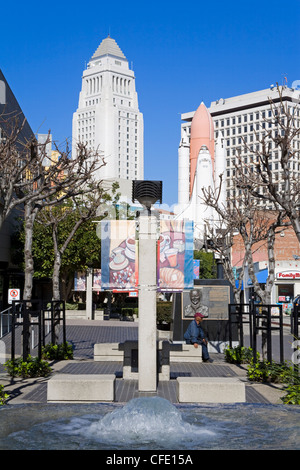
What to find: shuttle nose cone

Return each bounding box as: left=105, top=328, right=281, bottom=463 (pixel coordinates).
left=190, top=102, right=214, bottom=194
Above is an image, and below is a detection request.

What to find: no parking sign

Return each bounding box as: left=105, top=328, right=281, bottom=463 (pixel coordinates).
left=8, top=289, right=20, bottom=304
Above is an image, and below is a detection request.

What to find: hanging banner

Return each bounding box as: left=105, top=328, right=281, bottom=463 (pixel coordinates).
left=101, top=220, right=137, bottom=291
left=93, top=269, right=102, bottom=291
left=193, top=259, right=200, bottom=279
left=74, top=272, right=86, bottom=291
left=74, top=270, right=102, bottom=291
left=101, top=219, right=193, bottom=292
left=158, top=220, right=194, bottom=291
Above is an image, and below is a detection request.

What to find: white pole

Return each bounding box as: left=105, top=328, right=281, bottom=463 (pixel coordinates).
left=86, top=267, right=93, bottom=320
left=138, top=212, right=158, bottom=392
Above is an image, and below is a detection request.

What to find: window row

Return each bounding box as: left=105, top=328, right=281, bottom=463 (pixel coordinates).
left=112, top=75, right=131, bottom=95
left=214, top=106, right=299, bottom=128
left=86, top=76, right=103, bottom=95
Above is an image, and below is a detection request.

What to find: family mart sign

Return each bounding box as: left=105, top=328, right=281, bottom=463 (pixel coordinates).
left=276, top=271, right=300, bottom=280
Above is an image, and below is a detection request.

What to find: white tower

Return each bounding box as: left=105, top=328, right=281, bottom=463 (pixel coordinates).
left=72, top=36, right=144, bottom=182
left=214, top=132, right=226, bottom=209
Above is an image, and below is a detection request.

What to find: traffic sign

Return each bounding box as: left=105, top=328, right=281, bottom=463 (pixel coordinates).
left=8, top=289, right=20, bottom=304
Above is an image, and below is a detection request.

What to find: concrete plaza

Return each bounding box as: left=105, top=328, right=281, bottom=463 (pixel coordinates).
left=0, top=318, right=288, bottom=405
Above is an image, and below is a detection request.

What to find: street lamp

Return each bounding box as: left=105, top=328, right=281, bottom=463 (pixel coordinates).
left=132, top=180, right=162, bottom=392
left=132, top=180, right=162, bottom=213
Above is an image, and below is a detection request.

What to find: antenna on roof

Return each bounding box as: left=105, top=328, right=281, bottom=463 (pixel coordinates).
left=282, top=74, right=288, bottom=87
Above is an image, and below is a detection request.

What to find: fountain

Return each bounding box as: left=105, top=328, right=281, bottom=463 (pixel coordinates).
left=0, top=397, right=299, bottom=450
left=1, top=183, right=299, bottom=452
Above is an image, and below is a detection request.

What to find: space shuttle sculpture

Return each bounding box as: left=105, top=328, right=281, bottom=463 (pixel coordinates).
left=175, top=102, right=226, bottom=243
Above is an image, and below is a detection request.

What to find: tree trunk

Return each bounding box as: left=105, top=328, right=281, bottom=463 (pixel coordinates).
left=52, top=252, right=61, bottom=302
left=23, top=201, right=38, bottom=301
left=61, top=271, right=74, bottom=302
left=51, top=226, right=62, bottom=343
left=22, top=201, right=39, bottom=359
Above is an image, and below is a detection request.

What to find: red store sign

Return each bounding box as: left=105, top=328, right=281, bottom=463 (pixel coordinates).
left=276, top=271, right=300, bottom=280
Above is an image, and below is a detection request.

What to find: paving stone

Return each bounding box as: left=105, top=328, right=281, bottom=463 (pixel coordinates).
left=1, top=322, right=272, bottom=405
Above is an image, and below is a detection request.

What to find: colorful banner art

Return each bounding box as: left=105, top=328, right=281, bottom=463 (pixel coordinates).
left=193, top=259, right=200, bottom=279
left=101, top=219, right=194, bottom=292
left=158, top=220, right=194, bottom=291
left=74, top=271, right=86, bottom=291
left=93, top=269, right=102, bottom=291
left=74, top=270, right=102, bottom=291
left=101, top=220, right=137, bottom=291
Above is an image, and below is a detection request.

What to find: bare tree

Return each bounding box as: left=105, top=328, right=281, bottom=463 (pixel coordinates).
left=0, top=113, right=36, bottom=229
left=21, top=137, right=105, bottom=301
left=36, top=190, right=105, bottom=302
left=236, top=84, right=300, bottom=242
left=202, top=179, right=288, bottom=305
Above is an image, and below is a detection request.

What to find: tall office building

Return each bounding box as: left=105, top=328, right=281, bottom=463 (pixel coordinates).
left=179, top=86, right=300, bottom=208
left=72, top=36, right=144, bottom=187
left=0, top=69, right=34, bottom=306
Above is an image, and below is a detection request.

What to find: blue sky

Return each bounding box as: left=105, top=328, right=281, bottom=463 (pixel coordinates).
left=1, top=0, right=299, bottom=206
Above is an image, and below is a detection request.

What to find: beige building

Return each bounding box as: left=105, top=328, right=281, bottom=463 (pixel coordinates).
left=72, top=36, right=144, bottom=186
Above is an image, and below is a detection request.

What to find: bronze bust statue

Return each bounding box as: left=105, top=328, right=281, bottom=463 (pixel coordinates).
left=184, top=288, right=209, bottom=318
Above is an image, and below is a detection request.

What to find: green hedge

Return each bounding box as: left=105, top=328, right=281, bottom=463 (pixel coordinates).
left=157, top=301, right=173, bottom=324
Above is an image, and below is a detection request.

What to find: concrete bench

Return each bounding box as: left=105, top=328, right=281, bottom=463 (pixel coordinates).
left=94, top=343, right=124, bottom=361
left=118, top=340, right=139, bottom=379
left=170, top=343, right=202, bottom=363
left=176, top=377, right=246, bottom=403
left=117, top=340, right=184, bottom=381
left=47, top=374, right=115, bottom=402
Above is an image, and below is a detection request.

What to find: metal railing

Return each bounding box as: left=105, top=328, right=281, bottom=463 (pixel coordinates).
left=291, top=304, right=299, bottom=374
left=228, top=303, right=253, bottom=348
left=9, top=300, right=66, bottom=361
left=0, top=306, right=12, bottom=338
left=228, top=302, right=284, bottom=363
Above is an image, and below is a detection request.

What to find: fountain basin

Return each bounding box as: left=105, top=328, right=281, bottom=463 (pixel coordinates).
left=0, top=397, right=299, bottom=450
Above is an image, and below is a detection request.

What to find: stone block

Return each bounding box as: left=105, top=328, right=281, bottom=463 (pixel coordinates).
left=170, top=344, right=202, bottom=363
left=47, top=374, right=115, bottom=402
left=176, top=377, right=246, bottom=403
left=94, top=343, right=124, bottom=361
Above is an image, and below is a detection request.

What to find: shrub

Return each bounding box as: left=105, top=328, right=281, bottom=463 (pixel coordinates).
left=224, top=345, right=259, bottom=364
left=5, top=356, right=52, bottom=378
left=121, top=308, right=134, bottom=318
left=157, top=302, right=173, bottom=324
left=281, top=384, right=300, bottom=405
left=0, top=385, right=9, bottom=406
left=42, top=342, right=73, bottom=361
left=65, top=302, right=78, bottom=310
left=247, top=360, right=296, bottom=384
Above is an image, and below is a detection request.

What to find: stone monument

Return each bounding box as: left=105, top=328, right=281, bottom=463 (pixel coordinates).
left=172, top=279, right=238, bottom=351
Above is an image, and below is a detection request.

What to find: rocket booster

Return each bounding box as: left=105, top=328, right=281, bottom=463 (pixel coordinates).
left=178, top=129, right=190, bottom=206
left=195, top=145, right=214, bottom=228
left=189, top=102, right=214, bottom=196
left=214, top=132, right=226, bottom=208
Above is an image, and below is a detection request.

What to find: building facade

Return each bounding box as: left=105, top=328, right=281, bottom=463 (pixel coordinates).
left=0, top=69, right=35, bottom=308
left=179, top=85, right=300, bottom=206
left=72, top=36, right=144, bottom=184
left=177, top=85, right=300, bottom=307
left=232, top=222, right=300, bottom=308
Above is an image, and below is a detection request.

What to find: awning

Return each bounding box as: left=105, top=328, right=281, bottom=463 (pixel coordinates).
left=235, top=268, right=268, bottom=289
left=247, top=268, right=268, bottom=286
